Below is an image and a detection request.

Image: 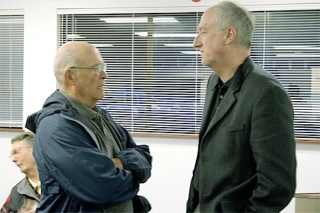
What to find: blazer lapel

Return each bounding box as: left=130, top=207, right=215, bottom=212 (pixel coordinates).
left=203, top=88, right=236, bottom=139
left=199, top=75, right=219, bottom=137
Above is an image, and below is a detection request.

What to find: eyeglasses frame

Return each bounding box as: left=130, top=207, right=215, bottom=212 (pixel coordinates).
left=9, top=146, right=32, bottom=158
left=69, top=64, right=106, bottom=76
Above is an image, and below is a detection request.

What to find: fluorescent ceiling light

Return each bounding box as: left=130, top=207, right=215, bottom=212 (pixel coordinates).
left=66, top=34, right=85, bottom=39
left=273, top=45, right=320, bottom=50
left=100, top=17, right=178, bottom=23
left=154, top=33, right=196, bottom=37
left=135, top=32, right=148, bottom=37
left=181, top=51, right=200, bottom=55
left=276, top=53, right=320, bottom=58
left=135, top=32, right=196, bottom=37
left=164, top=44, right=194, bottom=47
left=154, top=17, right=179, bottom=23
left=0, top=19, right=23, bottom=24
left=92, top=43, right=113, bottom=47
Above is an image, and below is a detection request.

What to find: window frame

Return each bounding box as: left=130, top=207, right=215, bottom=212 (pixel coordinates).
left=57, top=8, right=319, bottom=142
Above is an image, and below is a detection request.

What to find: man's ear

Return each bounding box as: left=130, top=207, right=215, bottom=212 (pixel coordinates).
left=225, top=27, right=236, bottom=45
left=63, top=68, right=76, bottom=85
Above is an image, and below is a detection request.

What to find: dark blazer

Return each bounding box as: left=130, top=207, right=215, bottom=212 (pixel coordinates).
left=187, top=57, right=296, bottom=213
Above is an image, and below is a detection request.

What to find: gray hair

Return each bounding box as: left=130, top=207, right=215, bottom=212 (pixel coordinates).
left=11, top=131, right=35, bottom=147
left=213, top=1, right=254, bottom=49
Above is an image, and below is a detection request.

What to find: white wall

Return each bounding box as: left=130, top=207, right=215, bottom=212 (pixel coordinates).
left=1, top=0, right=319, bottom=212
left=1, top=133, right=319, bottom=213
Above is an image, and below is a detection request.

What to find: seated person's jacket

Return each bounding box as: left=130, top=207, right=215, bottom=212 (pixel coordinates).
left=1, top=177, right=40, bottom=213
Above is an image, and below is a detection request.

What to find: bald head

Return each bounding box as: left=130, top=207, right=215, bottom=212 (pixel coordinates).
left=53, top=41, right=102, bottom=87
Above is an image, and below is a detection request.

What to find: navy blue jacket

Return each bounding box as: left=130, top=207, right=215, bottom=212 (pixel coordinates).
left=25, top=90, right=152, bottom=212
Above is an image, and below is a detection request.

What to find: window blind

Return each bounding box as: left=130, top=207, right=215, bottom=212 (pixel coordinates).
left=251, top=10, right=320, bottom=140
left=0, top=14, right=24, bottom=128
left=58, top=10, right=319, bottom=140
left=58, top=12, right=208, bottom=136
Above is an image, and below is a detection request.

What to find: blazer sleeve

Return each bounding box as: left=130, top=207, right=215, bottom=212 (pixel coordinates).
left=246, top=83, right=296, bottom=212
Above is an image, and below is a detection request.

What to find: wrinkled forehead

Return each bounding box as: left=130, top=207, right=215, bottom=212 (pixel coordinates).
left=93, top=48, right=104, bottom=63
left=91, top=46, right=104, bottom=58
left=199, top=7, right=217, bottom=26
left=198, top=10, right=217, bottom=31
left=82, top=47, right=104, bottom=66
left=11, top=140, right=27, bottom=148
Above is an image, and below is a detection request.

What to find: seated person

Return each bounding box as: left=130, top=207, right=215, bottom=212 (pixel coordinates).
left=1, top=132, right=40, bottom=213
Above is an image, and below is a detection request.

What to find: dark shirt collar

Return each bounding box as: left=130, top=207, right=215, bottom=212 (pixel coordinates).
left=214, top=57, right=248, bottom=91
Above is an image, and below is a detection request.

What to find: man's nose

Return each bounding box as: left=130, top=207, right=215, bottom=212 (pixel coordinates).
left=193, top=35, right=201, bottom=48
left=101, top=70, right=108, bottom=79
left=10, top=155, right=18, bottom=162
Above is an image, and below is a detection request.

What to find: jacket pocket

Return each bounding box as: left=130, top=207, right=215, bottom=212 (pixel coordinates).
left=220, top=124, right=246, bottom=133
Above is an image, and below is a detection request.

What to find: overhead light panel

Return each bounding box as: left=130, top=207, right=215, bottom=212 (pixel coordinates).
left=135, top=32, right=196, bottom=37
left=0, top=19, right=23, bottom=24
left=154, top=33, right=196, bottom=37
left=164, top=44, right=194, bottom=47
left=276, top=53, right=320, bottom=58
left=181, top=51, right=200, bottom=55
left=100, top=17, right=178, bottom=23
left=273, top=45, right=320, bottom=50
left=66, top=34, right=85, bottom=39
left=92, top=43, right=113, bottom=47
left=154, top=17, right=179, bottom=23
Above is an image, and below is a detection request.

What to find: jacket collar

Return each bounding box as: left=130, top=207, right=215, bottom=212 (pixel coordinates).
left=200, top=56, right=255, bottom=139
left=16, top=177, right=40, bottom=201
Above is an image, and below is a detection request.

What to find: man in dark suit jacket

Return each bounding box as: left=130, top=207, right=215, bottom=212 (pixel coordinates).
left=187, top=1, right=296, bottom=212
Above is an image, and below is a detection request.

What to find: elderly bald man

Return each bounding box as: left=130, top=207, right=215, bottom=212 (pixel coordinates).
left=26, top=41, right=152, bottom=213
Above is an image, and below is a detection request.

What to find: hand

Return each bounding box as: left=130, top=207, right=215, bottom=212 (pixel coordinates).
left=112, top=157, right=123, bottom=169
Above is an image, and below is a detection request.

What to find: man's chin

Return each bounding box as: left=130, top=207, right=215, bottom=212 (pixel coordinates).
left=95, top=94, right=105, bottom=102
left=99, top=94, right=105, bottom=99
left=201, top=59, right=208, bottom=66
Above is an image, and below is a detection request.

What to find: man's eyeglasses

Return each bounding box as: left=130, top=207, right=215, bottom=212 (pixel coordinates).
left=9, top=146, right=32, bottom=158
left=70, top=64, right=106, bottom=76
